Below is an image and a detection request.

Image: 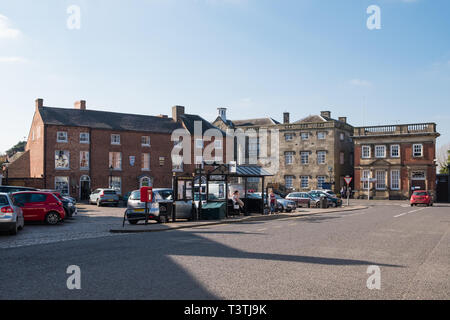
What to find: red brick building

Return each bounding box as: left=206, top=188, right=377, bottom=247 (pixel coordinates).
left=353, top=123, right=439, bottom=200
left=8, top=99, right=225, bottom=199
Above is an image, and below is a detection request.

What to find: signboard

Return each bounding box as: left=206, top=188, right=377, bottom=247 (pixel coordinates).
left=344, top=177, right=353, bottom=185
left=361, top=178, right=377, bottom=182
left=209, top=174, right=226, bottom=181
left=129, top=156, right=135, bottom=166
left=140, top=186, right=153, bottom=203
left=229, top=161, right=237, bottom=174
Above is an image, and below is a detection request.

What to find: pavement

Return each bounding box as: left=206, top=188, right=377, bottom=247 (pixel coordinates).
left=0, top=201, right=449, bottom=299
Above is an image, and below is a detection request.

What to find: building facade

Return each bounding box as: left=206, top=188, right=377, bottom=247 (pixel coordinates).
left=213, top=108, right=354, bottom=193
left=8, top=99, right=224, bottom=199
left=353, top=123, right=439, bottom=200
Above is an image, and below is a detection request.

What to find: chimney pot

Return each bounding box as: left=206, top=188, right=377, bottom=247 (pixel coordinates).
left=74, top=100, right=86, bottom=110
left=338, top=117, right=347, bottom=123
left=283, top=112, right=290, bottom=124
left=218, top=107, right=227, bottom=121
left=172, top=105, right=185, bottom=122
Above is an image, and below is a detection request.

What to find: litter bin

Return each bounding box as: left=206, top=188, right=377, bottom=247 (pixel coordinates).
left=201, top=202, right=226, bottom=220
left=320, top=196, right=328, bottom=209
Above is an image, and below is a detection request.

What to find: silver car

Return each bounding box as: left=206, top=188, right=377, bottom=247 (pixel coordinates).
left=126, top=188, right=193, bottom=224
left=89, top=188, right=120, bottom=207
left=0, top=192, right=25, bottom=235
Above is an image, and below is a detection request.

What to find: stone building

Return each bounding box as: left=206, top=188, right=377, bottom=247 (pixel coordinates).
left=212, top=108, right=354, bottom=193
left=353, top=123, right=439, bottom=200
left=6, top=99, right=225, bottom=199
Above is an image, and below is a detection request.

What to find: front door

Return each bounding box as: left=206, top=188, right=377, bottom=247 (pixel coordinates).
left=80, top=177, right=91, bottom=201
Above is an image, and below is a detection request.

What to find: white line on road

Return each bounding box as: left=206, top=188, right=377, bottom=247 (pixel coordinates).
left=394, top=207, right=427, bottom=218
left=256, top=228, right=267, bottom=232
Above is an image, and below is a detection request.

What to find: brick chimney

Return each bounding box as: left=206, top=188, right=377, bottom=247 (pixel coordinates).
left=74, top=100, right=86, bottom=110
left=320, top=111, right=331, bottom=119
left=283, top=112, right=290, bottom=124
left=218, top=108, right=227, bottom=121
left=35, top=98, right=43, bottom=111
left=338, top=116, right=347, bottom=123
left=172, top=105, right=185, bottom=122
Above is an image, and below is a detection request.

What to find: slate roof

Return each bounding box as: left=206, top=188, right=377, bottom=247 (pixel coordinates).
left=294, top=115, right=328, bottom=124
left=231, top=118, right=280, bottom=127
left=38, top=106, right=224, bottom=135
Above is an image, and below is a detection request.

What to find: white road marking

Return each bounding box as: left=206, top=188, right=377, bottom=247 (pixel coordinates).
left=257, top=228, right=267, bottom=232
left=394, top=207, right=427, bottom=218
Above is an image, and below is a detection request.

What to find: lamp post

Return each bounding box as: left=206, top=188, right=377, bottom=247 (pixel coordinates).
left=109, top=165, right=113, bottom=189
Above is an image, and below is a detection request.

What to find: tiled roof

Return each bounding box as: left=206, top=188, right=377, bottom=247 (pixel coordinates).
left=294, top=115, right=328, bottom=123
left=231, top=118, right=280, bottom=127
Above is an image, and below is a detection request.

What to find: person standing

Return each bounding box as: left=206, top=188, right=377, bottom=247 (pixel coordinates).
left=232, top=190, right=244, bottom=216
left=269, top=190, right=277, bottom=214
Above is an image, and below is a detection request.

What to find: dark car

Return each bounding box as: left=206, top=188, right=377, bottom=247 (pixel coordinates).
left=0, top=186, right=38, bottom=193
left=40, top=189, right=77, bottom=218
left=309, top=191, right=342, bottom=207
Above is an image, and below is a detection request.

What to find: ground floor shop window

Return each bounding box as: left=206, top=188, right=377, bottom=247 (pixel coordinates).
left=55, top=176, right=69, bottom=195
left=109, top=176, right=122, bottom=195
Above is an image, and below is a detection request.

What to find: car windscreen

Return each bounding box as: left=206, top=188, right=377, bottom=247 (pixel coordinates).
left=0, top=195, right=9, bottom=206
left=129, top=191, right=140, bottom=200
left=103, top=190, right=117, bottom=195
left=155, top=190, right=173, bottom=200
left=413, top=192, right=428, bottom=196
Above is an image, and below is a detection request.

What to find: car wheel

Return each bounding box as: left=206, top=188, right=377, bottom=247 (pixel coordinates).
left=129, top=220, right=138, bottom=225
left=430, top=203, right=433, bottom=206
left=307, top=202, right=310, bottom=208
left=316, top=202, right=320, bottom=208
left=45, top=212, right=60, bottom=225
left=97, top=199, right=101, bottom=207
left=158, top=215, right=167, bottom=224
left=9, top=222, right=18, bottom=235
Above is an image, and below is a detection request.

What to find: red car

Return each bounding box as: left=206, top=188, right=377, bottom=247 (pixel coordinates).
left=12, top=191, right=66, bottom=225
left=410, top=190, right=433, bottom=207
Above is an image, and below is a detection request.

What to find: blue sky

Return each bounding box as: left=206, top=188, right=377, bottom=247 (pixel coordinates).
left=0, top=0, right=449, bottom=154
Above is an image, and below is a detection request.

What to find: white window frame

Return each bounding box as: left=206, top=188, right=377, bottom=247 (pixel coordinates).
left=285, top=152, right=294, bottom=165
left=317, top=176, right=326, bottom=189
left=301, top=176, right=309, bottom=189
left=285, top=176, right=294, bottom=189
left=362, top=145, right=371, bottom=159
left=375, top=170, right=386, bottom=190
left=300, top=152, right=309, bottom=165
left=111, top=134, right=121, bottom=145
left=109, top=176, right=122, bottom=195
left=362, top=170, right=370, bottom=189
left=390, top=169, right=400, bottom=190
left=141, top=136, right=151, bottom=147
left=317, top=132, right=326, bottom=140
left=80, top=151, right=89, bottom=170
left=375, top=145, right=386, bottom=158
left=80, top=132, right=90, bottom=144
left=390, top=144, right=400, bottom=158
left=140, top=176, right=152, bottom=188
left=301, top=132, right=309, bottom=140
left=55, top=176, right=69, bottom=196
left=109, top=152, right=122, bottom=170
left=317, top=151, right=326, bottom=164
left=57, top=131, right=68, bottom=143
left=55, top=150, right=70, bottom=169
left=285, top=133, right=294, bottom=141
left=413, top=144, right=423, bottom=157
left=141, top=153, right=150, bottom=171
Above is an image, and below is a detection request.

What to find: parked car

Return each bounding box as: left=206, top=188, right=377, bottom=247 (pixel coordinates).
left=89, top=189, right=120, bottom=207
left=250, top=192, right=296, bottom=212
left=310, top=189, right=337, bottom=197
left=126, top=188, right=193, bottom=224
left=410, top=190, right=433, bottom=206
left=0, top=186, right=38, bottom=193
left=40, top=189, right=77, bottom=218
left=0, top=192, right=25, bottom=235
left=286, top=192, right=314, bottom=208
left=11, top=191, right=65, bottom=225
left=309, top=191, right=342, bottom=207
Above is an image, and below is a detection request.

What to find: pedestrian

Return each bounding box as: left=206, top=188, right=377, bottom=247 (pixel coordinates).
left=232, top=190, right=244, bottom=216
left=269, top=190, right=277, bottom=214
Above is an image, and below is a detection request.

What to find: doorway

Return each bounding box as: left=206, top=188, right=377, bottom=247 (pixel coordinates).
left=80, top=175, right=91, bottom=201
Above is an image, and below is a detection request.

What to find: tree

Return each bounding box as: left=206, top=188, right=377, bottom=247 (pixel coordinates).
left=5, top=141, right=26, bottom=158
left=439, top=149, right=450, bottom=174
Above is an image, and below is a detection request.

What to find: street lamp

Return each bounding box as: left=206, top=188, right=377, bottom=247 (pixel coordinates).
left=109, top=165, right=113, bottom=189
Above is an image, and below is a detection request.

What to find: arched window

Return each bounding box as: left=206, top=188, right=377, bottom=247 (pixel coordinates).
left=140, top=176, right=153, bottom=188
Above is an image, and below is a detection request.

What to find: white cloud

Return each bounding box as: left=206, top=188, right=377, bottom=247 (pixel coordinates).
left=349, top=79, right=373, bottom=87
left=0, top=14, right=21, bottom=39
left=0, top=56, right=28, bottom=63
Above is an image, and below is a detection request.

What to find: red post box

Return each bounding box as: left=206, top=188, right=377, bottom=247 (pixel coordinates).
left=140, top=186, right=153, bottom=203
